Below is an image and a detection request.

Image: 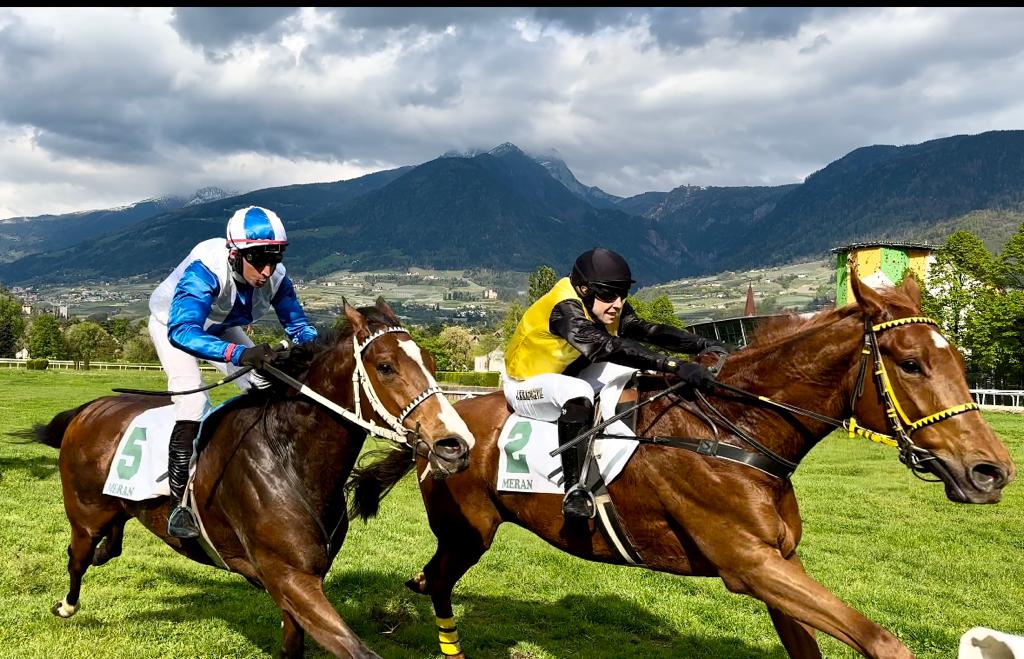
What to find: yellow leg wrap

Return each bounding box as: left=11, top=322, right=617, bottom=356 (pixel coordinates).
left=437, top=617, right=460, bottom=656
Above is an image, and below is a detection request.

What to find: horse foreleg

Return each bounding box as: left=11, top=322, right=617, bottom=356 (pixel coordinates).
left=413, top=519, right=498, bottom=659
left=280, top=610, right=305, bottom=659
left=765, top=552, right=821, bottom=658
left=720, top=550, right=912, bottom=659
left=263, top=564, right=380, bottom=659
left=768, top=606, right=821, bottom=659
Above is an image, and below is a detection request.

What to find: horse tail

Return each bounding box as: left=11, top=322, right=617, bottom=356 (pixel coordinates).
left=346, top=445, right=415, bottom=522
left=17, top=401, right=94, bottom=449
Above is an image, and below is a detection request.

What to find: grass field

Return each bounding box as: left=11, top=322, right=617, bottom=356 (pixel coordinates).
left=1, top=368, right=1022, bottom=658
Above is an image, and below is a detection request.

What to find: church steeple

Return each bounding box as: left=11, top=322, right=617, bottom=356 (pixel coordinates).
left=744, top=283, right=756, bottom=316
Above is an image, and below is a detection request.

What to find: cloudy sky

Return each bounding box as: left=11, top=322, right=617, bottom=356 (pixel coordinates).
left=2, top=7, right=1023, bottom=218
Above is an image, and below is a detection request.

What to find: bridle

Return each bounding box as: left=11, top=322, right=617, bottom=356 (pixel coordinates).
left=559, top=314, right=981, bottom=488
left=704, top=314, right=980, bottom=486
left=844, top=316, right=979, bottom=490
left=264, top=327, right=445, bottom=454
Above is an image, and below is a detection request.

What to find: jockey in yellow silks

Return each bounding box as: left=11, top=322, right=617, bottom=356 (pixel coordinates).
left=504, top=248, right=724, bottom=519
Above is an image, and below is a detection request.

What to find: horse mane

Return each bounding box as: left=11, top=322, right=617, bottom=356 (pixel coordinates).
left=306, top=305, right=400, bottom=357
left=727, top=282, right=918, bottom=370
left=740, top=305, right=858, bottom=355
left=245, top=305, right=403, bottom=451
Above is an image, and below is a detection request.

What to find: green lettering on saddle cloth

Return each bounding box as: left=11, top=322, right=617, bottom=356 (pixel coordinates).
left=116, top=426, right=148, bottom=480
left=503, top=421, right=532, bottom=474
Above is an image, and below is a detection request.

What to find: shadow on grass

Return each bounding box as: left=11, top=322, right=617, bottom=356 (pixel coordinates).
left=131, top=565, right=787, bottom=659
left=0, top=452, right=58, bottom=482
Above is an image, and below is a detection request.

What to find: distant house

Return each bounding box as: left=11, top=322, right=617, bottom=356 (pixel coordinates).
left=474, top=348, right=506, bottom=376
left=482, top=289, right=498, bottom=300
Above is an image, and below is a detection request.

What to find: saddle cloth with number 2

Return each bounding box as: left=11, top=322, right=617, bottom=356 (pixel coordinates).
left=495, top=373, right=639, bottom=494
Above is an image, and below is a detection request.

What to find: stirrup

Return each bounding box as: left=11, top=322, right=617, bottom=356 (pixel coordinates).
left=167, top=505, right=200, bottom=539
left=562, top=486, right=596, bottom=520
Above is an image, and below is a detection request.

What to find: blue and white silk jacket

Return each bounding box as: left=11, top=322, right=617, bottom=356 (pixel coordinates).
left=149, top=238, right=318, bottom=365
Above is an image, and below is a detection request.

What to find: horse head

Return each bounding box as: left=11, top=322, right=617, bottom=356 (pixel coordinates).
left=849, top=264, right=1015, bottom=503
left=337, top=298, right=474, bottom=477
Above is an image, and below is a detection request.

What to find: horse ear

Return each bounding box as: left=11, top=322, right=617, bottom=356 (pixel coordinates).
left=343, top=298, right=369, bottom=341
left=899, top=272, right=922, bottom=307
left=374, top=296, right=400, bottom=324
left=848, top=260, right=891, bottom=322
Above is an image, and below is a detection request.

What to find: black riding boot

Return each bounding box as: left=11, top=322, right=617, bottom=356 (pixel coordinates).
left=558, top=397, right=596, bottom=520
left=167, top=420, right=201, bottom=539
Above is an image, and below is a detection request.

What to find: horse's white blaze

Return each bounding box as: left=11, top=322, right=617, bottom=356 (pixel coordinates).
left=56, top=597, right=78, bottom=618
left=931, top=330, right=950, bottom=349
left=398, top=338, right=475, bottom=447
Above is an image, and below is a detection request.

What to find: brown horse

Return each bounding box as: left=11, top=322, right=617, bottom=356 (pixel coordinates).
left=349, top=273, right=1015, bottom=659
left=26, top=300, right=475, bottom=658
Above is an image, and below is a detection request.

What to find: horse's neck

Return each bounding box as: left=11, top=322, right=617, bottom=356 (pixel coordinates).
left=715, top=317, right=862, bottom=461
left=279, top=354, right=367, bottom=508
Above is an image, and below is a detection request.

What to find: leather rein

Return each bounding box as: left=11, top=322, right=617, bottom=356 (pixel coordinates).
left=573, top=315, right=980, bottom=484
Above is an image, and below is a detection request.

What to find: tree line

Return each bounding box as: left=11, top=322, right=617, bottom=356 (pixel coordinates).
left=0, top=301, right=159, bottom=368
left=18, top=228, right=1016, bottom=380
left=921, top=223, right=1024, bottom=387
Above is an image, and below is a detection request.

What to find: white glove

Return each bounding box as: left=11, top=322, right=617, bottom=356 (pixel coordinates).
left=248, top=369, right=272, bottom=391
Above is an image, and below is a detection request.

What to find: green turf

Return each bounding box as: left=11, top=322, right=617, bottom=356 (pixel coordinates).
left=1, top=369, right=1021, bottom=658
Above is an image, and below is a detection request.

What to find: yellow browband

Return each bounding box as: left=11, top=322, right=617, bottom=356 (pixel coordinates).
left=871, top=316, right=938, bottom=332
left=847, top=316, right=980, bottom=445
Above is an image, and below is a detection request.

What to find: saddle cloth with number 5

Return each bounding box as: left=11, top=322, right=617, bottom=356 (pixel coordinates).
left=102, top=404, right=177, bottom=501
left=495, top=374, right=639, bottom=494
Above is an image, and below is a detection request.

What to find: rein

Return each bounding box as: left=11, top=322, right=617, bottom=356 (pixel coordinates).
left=688, top=315, right=979, bottom=482
left=115, top=329, right=445, bottom=450
left=558, top=315, right=980, bottom=483
left=113, top=365, right=255, bottom=396
left=263, top=326, right=444, bottom=449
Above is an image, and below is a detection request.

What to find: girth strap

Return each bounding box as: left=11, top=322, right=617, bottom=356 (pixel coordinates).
left=635, top=435, right=795, bottom=479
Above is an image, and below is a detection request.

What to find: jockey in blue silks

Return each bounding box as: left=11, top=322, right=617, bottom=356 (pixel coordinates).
left=148, top=205, right=318, bottom=539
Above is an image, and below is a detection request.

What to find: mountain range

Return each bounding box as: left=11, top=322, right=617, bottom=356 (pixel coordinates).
left=3, top=131, right=1024, bottom=286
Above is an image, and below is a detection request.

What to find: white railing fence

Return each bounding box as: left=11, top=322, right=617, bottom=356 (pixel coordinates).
left=2, top=359, right=1018, bottom=408
left=0, top=358, right=215, bottom=371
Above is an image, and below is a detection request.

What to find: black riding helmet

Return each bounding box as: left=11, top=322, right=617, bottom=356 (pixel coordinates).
left=570, top=247, right=636, bottom=307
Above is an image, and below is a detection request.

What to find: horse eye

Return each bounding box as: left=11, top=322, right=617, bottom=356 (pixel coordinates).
left=899, top=359, right=921, bottom=374
left=376, top=362, right=394, bottom=376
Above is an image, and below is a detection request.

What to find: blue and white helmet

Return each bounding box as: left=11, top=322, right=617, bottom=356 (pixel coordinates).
left=225, top=206, right=288, bottom=251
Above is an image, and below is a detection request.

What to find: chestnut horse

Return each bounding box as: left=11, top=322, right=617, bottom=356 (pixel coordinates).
left=26, top=300, right=475, bottom=658
left=350, top=273, right=1015, bottom=658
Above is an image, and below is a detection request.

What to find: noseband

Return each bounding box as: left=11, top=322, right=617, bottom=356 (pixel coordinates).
left=847, top=316, right=980, bottom=487
left=263, top=327, right=445, bottom=450
left=349, top=326, right=444, bottom=448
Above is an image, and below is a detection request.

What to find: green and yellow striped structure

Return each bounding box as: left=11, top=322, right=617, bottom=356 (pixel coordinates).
left=832, top=241, right=936, bottom=307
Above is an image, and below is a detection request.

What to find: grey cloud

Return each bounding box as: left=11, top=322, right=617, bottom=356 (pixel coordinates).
left=800, top=34, right=832, bottom=55
left=170, top=7, right=298, bottom=53
left=532, top=8, right=640, bottom=34
left=6, top=7, right=1024, bottom=218
left=397, top=76, right=463, bottom=108
left=729, top=7, right=818, bottom=41
left=646, top=8, right=715, bottom=50
left=329, top=7, right=517, bottom=32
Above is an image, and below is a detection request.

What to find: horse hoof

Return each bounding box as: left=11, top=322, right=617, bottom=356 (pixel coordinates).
left=51, top=598, right=79, bottom=618
left=404, top=572, right=428, bottom=594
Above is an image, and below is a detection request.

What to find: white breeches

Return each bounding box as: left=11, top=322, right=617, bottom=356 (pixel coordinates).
left=147, top=316, right=255, bottom=422
left=502, top=362, right=636, bottom=420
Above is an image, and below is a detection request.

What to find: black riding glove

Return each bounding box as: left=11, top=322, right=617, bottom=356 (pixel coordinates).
left=665, top=358, right=717, bottom=394
left=239, top=343, right=278, bottom=369
left=698, top=338, right=729, bottom=357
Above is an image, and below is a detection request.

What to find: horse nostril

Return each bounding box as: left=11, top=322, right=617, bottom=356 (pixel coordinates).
left=970, top=462, right=1006, bottom=492
left=434, top=437, right=466, bottom=460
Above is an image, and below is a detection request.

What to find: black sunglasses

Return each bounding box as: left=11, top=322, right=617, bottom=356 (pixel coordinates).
left=243, top=249, right=284, bottom=268
left=590, top=283, right=630, bottom=303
